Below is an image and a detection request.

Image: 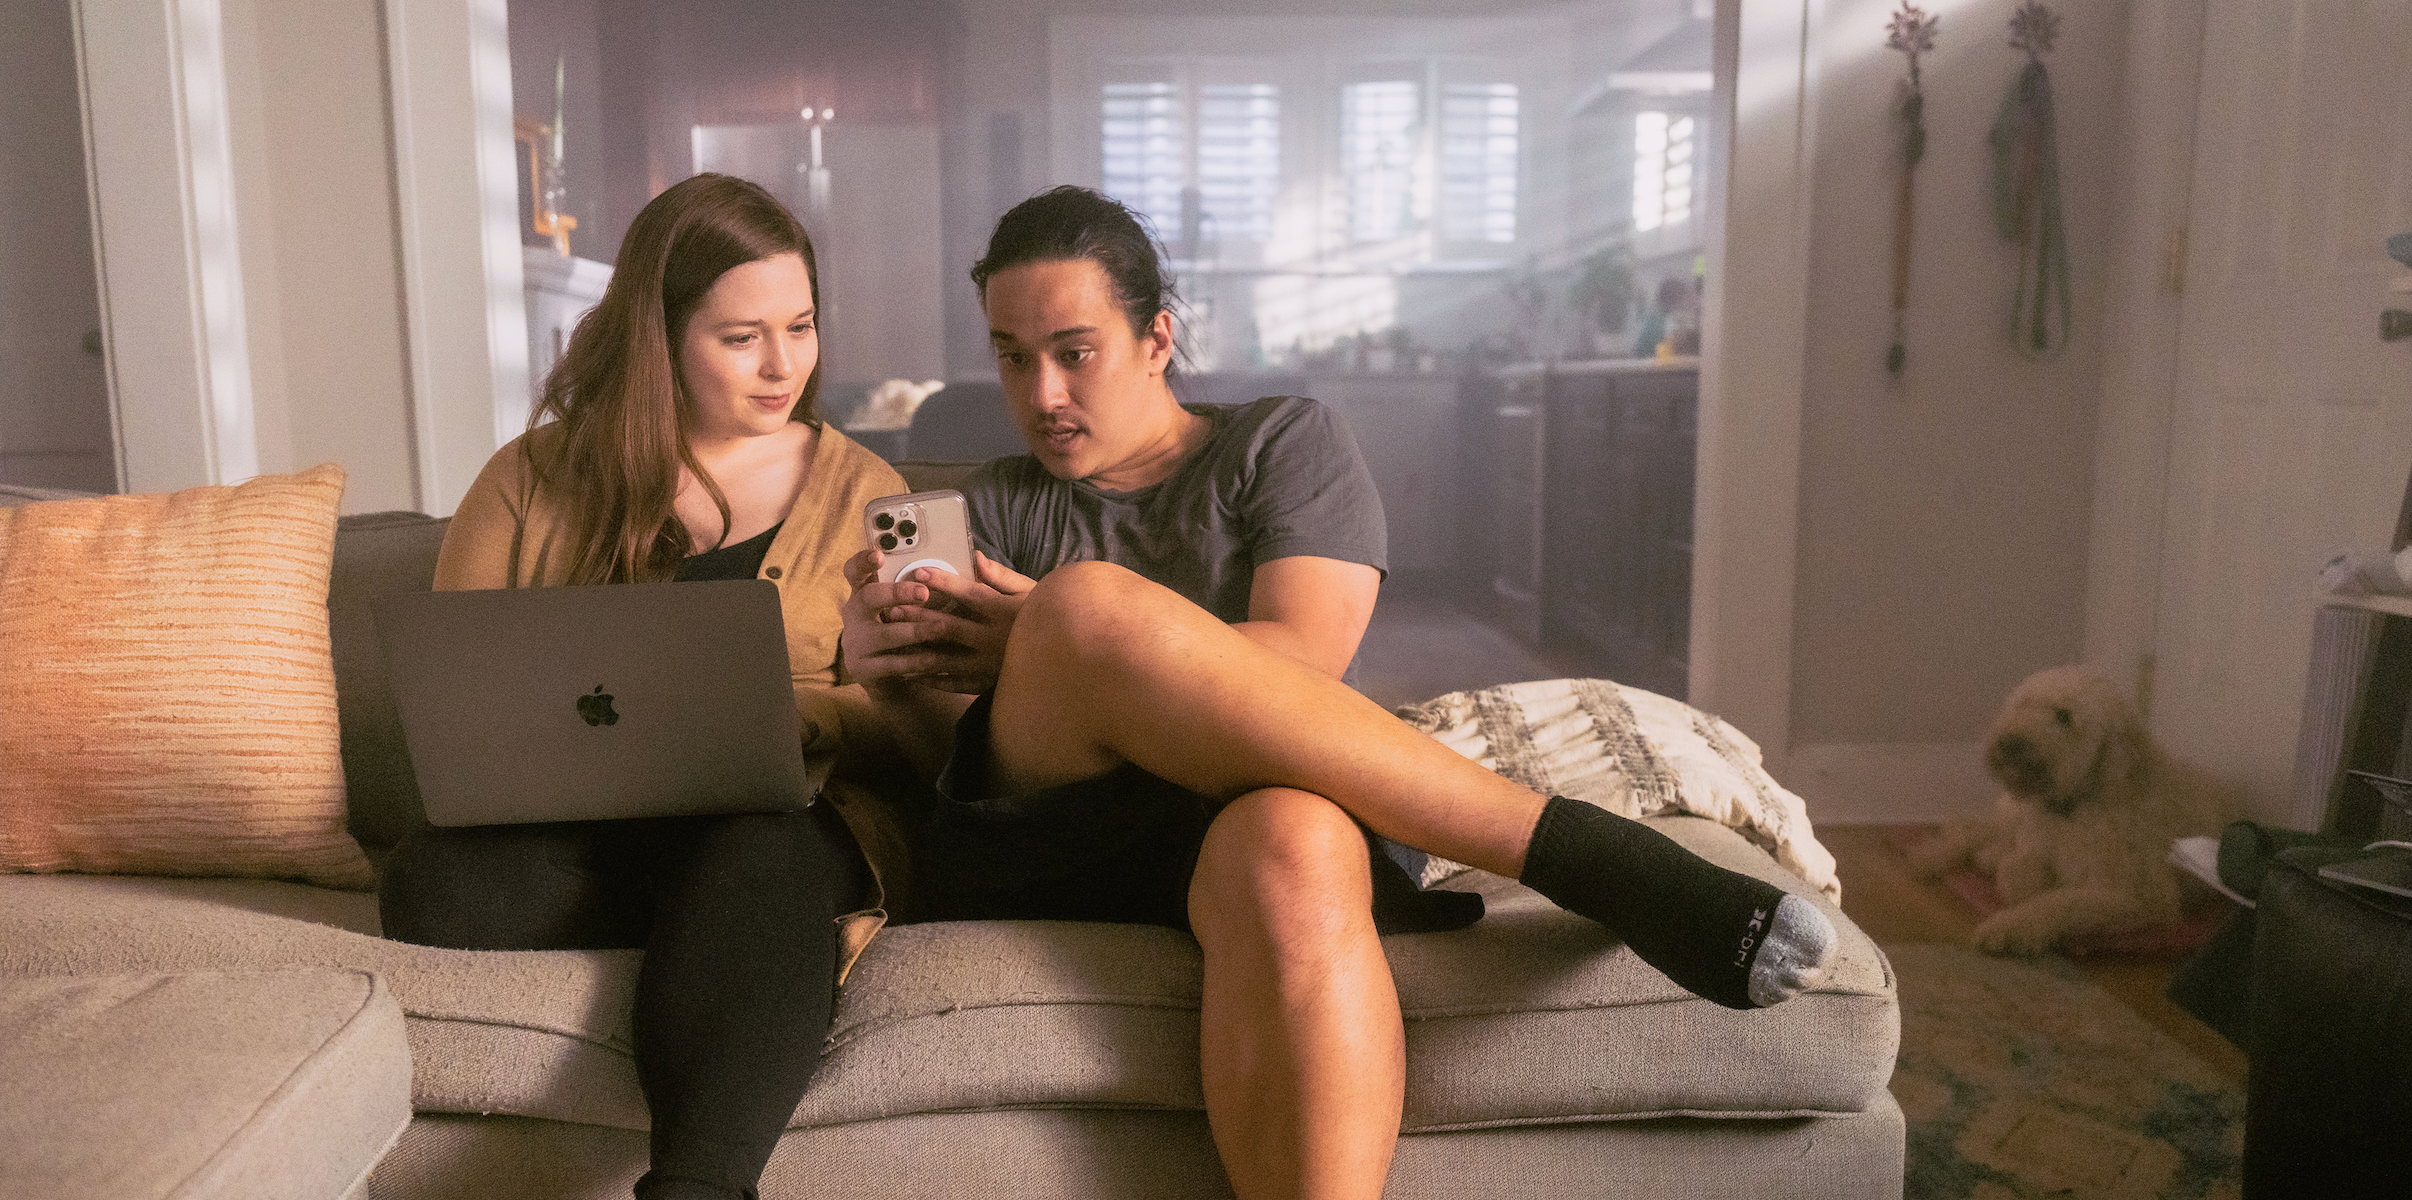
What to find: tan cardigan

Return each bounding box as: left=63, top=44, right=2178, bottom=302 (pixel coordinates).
left=434, top=422, right=911, bottom=980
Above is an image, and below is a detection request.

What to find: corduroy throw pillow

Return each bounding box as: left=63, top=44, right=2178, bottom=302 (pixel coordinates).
left=0, top=464, right=373, bottom=889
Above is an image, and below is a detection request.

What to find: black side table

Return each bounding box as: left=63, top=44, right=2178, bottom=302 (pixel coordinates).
left=2244, top=849, right=2412, bottom=1198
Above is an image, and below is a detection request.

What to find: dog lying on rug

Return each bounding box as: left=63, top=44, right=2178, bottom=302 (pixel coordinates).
left=1909, top=664, right=2235, bottom=955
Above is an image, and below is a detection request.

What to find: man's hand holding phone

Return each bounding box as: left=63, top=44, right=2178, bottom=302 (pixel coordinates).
left=840, top=548, right=1035, bottom=695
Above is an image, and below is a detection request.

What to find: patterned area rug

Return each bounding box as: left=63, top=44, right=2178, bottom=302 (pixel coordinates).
left=1887, top=944, right=2244, bottom=1200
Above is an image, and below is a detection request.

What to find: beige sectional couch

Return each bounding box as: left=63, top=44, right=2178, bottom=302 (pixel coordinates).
left=0, top=480, right=1904, bottom=1199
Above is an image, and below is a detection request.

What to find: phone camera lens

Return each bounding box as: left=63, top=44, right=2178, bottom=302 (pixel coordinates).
left=896, top=520, right=918, bottom=539
left=877, top=533, right=897, bottom=551
left=872, top=513, right=894, bottom=531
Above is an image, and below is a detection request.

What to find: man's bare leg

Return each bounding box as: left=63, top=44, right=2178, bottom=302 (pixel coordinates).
left=986, top=561, right=1836, bottom=1012
left=1188, top=788, right=1401, bottom=1200
left=986, top=562, right=1542, bottom=876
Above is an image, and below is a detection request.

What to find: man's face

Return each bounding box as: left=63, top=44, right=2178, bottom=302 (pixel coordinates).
left=983, top=257, right=1175, bottom=487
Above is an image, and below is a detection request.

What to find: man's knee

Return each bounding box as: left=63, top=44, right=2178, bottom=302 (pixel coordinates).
left=1189, top=788, right=1371, bottom=942
left=1013, top=561, right=1189, bottom=666
left=1022, top=561, right=1143, bottom=629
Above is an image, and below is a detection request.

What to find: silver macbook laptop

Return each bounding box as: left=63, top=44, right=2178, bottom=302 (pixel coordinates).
left=374, top=580, right=820, bottom=826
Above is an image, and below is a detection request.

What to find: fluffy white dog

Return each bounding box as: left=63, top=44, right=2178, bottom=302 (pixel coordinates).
left=1909, top=664, right=2236, bottom=955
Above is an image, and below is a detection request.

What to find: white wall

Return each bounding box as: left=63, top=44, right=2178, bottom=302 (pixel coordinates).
left=0, top=0, right=115, bottom=492
left=222, top=0, right=422, bottom=513
left=1708, top=0, right=2127, bottom=822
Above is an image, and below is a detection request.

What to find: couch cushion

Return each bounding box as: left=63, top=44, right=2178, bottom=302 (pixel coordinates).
left=814, top=814, right=1896, bottom=1132
left=0, top=464, right=373, bottom=889
left=0, top=816, right=1896, bottom=1135
left=0, top=967, right=410, bottom=1200
left=373, top=1101, right=1908, bottom=1200
left=327, top=512, right=449, bottom=861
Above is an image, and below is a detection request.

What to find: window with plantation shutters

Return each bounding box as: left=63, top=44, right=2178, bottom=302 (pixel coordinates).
left=1101, top=80, right=1280, bottom=250
left=1439, top=83, right=1517, bottom=244
left=1193, top=84, right=1279, bottom=245
left=1340, top=80, right=1422, bottom=244
left=1101, top=82, right=1185, bottom=240
left=1631, top=110, right=1695, bottom=233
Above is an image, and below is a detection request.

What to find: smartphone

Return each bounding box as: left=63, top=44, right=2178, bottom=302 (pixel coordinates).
left=864, top=490, right=977, bottom=585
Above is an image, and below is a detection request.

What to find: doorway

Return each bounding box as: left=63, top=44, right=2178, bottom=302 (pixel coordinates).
left=2114, top=0, right=2412, bottom=825
left=0, top=0, right=116, bottom=494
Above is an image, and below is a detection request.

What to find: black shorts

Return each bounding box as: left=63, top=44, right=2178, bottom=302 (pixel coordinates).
left=919, top=693, right=1472, bottom=934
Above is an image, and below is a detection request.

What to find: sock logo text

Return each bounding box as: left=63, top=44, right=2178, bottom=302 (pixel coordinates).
left=1732, top=908, right=1769, bottom=968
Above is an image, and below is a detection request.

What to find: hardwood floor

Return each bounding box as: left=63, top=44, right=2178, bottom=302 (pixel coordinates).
left=1822, top=824, right=2249, bottom=1085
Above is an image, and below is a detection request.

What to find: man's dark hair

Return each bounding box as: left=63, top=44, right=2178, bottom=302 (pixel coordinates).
left=972, top=186, right=1182, bottom=373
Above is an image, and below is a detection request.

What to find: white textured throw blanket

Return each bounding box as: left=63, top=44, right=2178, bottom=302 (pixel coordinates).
left=1395, top=678, right=1842, bottom=902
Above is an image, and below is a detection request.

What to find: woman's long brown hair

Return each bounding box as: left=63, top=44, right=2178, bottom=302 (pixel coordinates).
left=525, top=173, right=824, bottom=583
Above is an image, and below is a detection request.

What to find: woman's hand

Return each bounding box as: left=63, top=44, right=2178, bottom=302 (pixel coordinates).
left=840, top=549, right=1036, bottom=695
left=838, top=548, right=937, bottom=688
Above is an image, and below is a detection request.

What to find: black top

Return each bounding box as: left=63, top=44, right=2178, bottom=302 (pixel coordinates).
left=676, top=521, right=782, bottom=583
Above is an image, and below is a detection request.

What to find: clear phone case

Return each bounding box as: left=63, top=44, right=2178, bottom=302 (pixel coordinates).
left=865, top=489, right=976, bottom=584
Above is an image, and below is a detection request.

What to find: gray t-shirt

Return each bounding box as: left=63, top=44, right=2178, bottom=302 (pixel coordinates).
left=962, top=394, right=1387, bottom=644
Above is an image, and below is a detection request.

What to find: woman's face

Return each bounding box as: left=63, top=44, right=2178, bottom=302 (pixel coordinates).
left=677, top=252, right=818, bottom=443
left=983, top=257, right=1175, bottom=483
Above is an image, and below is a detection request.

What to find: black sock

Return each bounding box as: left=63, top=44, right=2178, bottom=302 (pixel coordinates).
left=1518, top=796, right=1833, bottom=1010
left=1365, top=833, right=1486, bottom=935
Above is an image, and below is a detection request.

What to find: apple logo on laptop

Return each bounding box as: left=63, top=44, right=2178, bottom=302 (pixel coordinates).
left=577, top=685, right=619, bottom=727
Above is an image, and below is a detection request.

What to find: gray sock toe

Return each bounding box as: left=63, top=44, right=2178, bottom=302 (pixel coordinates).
left=1746, top=893, right=1838, bottom=1008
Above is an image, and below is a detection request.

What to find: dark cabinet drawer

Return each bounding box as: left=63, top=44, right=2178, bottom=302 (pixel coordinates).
left=1539, top=366, right=1697, bottom=699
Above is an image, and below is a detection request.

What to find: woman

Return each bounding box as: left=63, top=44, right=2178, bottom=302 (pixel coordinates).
left=380, top=173, right=908, bottom=1200
left=841, top=186, right=1840, bottom=1200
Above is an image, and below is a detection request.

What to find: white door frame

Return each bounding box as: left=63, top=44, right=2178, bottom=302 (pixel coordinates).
left=74, top=0, right=527, bottom=515
left=383, top=0, right=530, bottom=516
left=2079, top=0, right=2205, bottom=718
left=1690, top=0, right=1821, bottom=772
left=72, top=0, right=258, bottom=494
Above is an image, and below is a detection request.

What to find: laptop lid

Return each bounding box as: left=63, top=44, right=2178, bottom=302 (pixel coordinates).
left=374, top=580, right=818, bottom=826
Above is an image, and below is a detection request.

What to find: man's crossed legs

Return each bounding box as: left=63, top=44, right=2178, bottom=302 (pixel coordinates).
left=982, top=562, right=1837, bottom=1200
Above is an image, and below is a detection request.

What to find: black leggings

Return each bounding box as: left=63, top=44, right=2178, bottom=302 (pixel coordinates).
left=378, top=805, right=865, bottom=1199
